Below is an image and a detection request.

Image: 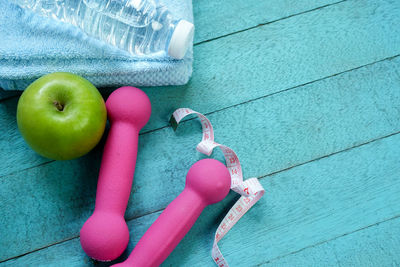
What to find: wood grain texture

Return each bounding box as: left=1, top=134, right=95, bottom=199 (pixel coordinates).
left=166, top=133, right=400, bottom=266
left=3, top=130, right=400, bottom=266
left=262, top=216, right=400, bottom=266
left=143, top=0, right=400, bottom=133
left=0, top=0, right=340, bottom=99
left=193, top=0, right=340, bottom=43
left=1, top=53, right=399, bottom=261
left=1, top=0, right=400, bottom=179
left=0, top=98, right=51, bottom=177
left=1, top=0, right=400, bottom=264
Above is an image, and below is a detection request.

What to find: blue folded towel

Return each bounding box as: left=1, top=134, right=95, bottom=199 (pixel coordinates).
left=0, top=0, right=193, bottom=90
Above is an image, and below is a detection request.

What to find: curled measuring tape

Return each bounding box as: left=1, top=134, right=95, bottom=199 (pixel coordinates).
left=170, top=108, right=265, bottom=267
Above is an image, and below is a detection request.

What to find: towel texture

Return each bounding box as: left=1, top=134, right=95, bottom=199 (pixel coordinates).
left=0, top=0, right=193, bottom=90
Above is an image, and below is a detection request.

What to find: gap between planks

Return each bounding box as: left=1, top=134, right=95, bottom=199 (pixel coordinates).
left=0, top=0, right=349, bottom=104
left=253, top=213, right=400, bottom=266
left=1, top=53, right=398, bottom=181
left=2, top=129, right=399, bottom=264
left=141, top=54, right=400, bottom=136
left=195, top=0, right=348, bottom=46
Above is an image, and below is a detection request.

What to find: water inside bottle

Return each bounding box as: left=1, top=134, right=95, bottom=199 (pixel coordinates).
left=82, top=0, right=157, bottom=27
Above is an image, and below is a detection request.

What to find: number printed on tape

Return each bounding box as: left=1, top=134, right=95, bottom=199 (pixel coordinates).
left=170, top=108, right=265, bottom=267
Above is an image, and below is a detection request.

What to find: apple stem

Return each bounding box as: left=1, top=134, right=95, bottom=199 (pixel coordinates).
left=53, top=101, right=64, bottom=111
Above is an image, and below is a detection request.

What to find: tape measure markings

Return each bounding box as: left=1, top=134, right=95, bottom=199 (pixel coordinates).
left=171, top=108, right=265, bottom=267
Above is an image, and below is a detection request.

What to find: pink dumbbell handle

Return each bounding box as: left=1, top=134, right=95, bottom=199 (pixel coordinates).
left=95, top=122, right=139, bottom=214
left=80, top=87, right=151, bottom=262
left=112, top=159, right=231, bottom=267
left=118, top=189, right=206, bottom=267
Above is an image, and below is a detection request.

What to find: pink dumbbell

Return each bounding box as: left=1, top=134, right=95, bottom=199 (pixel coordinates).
left=80, top=86, right=151, bottom=261
left=113, top=158, right=231, bottom=267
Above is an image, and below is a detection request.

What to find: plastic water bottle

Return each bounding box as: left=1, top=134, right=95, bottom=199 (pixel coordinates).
left=12, top=0, right=194, bottom=59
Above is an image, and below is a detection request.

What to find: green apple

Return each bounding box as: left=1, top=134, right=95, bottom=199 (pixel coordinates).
left=17, top=72, right=107, bottom=160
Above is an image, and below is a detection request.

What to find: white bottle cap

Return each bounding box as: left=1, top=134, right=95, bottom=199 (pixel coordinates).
left=168, top=20, right=194, bottom=60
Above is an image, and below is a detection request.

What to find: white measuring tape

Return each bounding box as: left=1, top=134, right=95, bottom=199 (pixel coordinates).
left=170, top=108, right=265, bottom=267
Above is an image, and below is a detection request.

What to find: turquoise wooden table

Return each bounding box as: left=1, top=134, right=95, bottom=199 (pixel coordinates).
left=1, top=0, right=400, bottom=266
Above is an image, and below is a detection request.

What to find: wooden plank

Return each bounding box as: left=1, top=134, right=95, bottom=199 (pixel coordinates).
left=1, top=54, right=400, bottom=261
left=156, top=132, right=400, bottom=266
left=0, top=98, right=50, bottom=177
left=0, top=0, right=340, bottom=99
left=193, top=0, right=340, bottom=43
left=3, top=130, right=400, bottom=266
left=205, top=134, right=400, bottom=266
left=143, top=0, right=400, bottom=132
left=1, top=0, right=400, bottom=177
left=262, top=216, right=400, bottom=266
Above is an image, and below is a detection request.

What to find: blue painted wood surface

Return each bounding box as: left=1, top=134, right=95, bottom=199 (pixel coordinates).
left=1, top=0, right=400, bottom=266
left=2, top=0, right=400, bottom=178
